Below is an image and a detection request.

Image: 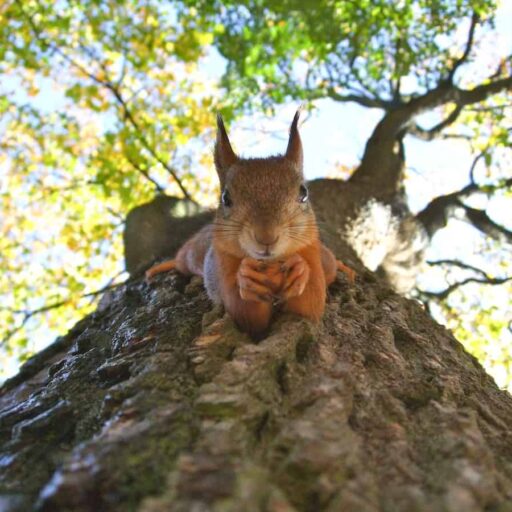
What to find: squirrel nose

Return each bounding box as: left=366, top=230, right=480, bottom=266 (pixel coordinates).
left=255, top=234, right=279, bottom=247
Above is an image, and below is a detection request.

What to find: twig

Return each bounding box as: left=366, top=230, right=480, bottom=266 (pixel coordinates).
left=419, top=275, right=512, bottom=301
left=427, top=259, right=490, bottom=278
left=326, top=87, right=392, bottom=109
left=409, top=105, right=463, bottom=141
left=421, top=258, right=512, bottom=300
left=1, top=277, right=128, bottom=348
left=125, top=155, right=165, bottom=193
left=468, top=150, right=487, bottom=185
left=447, top=12, right=479, bottom=82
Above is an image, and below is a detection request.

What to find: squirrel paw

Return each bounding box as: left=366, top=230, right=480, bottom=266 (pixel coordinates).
left=238, top=257, right=282, bottom=303
left=336, top=260, right=356, bottom=284
left=280, top=253, right=310, bottom=300
left=145, top=259, right=177, bottom=280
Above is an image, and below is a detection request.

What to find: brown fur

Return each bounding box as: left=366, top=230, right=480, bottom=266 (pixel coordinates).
left=146, top=111, right=354, bottom=338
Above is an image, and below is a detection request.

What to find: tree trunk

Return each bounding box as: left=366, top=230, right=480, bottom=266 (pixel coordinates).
left=2, top=220, right=512, bottom=512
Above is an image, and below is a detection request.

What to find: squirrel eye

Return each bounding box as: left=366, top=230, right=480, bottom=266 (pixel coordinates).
left=298, top=184, right=308, bottom=203
left=221, top=189, right=233, bottom=207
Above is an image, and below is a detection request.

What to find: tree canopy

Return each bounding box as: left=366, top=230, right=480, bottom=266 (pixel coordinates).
left=1, top=0, right=511, bottom=387
left=1, top=0, right=221, bottom=368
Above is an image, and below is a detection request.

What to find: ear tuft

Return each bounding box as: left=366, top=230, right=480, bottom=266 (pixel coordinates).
left=285, top=109, right=303, bottom=170
left=214, top=114, right=238, bottom=187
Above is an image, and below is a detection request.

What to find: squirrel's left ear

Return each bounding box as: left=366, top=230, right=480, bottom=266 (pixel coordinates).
left=285, top=110, right=303, bottom=171
left=214, top=114, right=238, bottom=188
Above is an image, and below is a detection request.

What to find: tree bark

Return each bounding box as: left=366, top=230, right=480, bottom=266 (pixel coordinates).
left=1, top=220, right=512, bottom=512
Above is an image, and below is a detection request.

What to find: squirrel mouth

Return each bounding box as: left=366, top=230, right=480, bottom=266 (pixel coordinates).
left=256, top=249, right=274, bottom=259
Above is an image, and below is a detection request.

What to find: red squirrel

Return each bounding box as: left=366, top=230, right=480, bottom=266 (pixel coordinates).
left=146, top=111, right=354, bottom=337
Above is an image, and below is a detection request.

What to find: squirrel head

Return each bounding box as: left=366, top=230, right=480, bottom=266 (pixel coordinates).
left=213, top=111, right=317, bottom=260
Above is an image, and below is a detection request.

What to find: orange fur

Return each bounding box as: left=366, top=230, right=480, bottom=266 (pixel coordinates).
left=145, top=260, right=176, bottom=279
left=144, top=111, right=356, bottom=338
left=336, top=259, right=356, bottom=284
left=145, top=228, right=355, bottom=336
left=146, top=225, right=212, bottom=278
left=284, top=240, right=326, bottom=322
left=216, top=250, right=273, bottom=337
left=320, top=243, right=338, bottom=286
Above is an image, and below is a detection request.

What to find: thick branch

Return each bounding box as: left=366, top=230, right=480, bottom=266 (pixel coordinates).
left=462, top=205, right=512, bottom=244
left=416, top=175, right=512, bottom=238
left=390, top=75, right=512, bottom=139
left=351, top=72, right=512, bottom=189
left=456, top=75, right=512, bottom=107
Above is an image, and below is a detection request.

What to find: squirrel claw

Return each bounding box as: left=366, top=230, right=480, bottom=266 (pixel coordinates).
left=238, top=265, right=276, bottom=304
left=280, top=253, right=310, bottom=299
left=239, top=258, right=284, bottom=295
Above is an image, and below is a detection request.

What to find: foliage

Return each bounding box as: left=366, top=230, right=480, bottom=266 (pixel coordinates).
left=180, top=0, right=497, bottom=108
left=0, top=0, right=221, bottom=372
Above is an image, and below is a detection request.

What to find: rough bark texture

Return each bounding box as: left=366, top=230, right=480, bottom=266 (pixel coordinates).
left=1, top=227, right=512, bottom=512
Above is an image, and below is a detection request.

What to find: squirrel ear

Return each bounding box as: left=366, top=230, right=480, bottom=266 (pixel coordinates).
left=285, top=110, right=303, bottom=170
left=214, top=114, right=238, bottom=186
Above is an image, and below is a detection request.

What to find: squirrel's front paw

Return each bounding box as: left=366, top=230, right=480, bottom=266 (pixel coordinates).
left=237, top=257, right=282, bottom=303
left=280, top=253, right=310, bottom=300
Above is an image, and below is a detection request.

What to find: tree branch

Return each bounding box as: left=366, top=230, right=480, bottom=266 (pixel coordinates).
left=326, top=88, right=392, bottom=109
left=416, top=145, right=511, bottom=238
left=1, top=278, right=127, bottom=348
left=409, top=104, right=463, bottom=141
left=376, top=70, right=512, bottom=141
left=98, top=77, right=195, bottom=201
left=447, top=12, right=479, bottom=82
left=416, top=174, right=512, bottom=238
left=461, top=204, right=512, bottom=244
left=427, top=259, right=490, bottom=278
left=351, top=69, right=512, bottom=189
left=468, top=150, right=486, bottom=184
left=455, top=75, right=512, bottom=107
left=420, top=275, right=512, bottom=300
left=125, top=155, right=165, bottom=193
left=420, top=258, right=512, bottom=301
left=401, top=74, right=512, bottom=136
left=467, top=103, right=512, bottom=113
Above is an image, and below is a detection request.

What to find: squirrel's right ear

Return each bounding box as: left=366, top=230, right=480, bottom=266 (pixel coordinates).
left=214, top=114, right=238, bottom=186
left=285, top=110, right=303, bottom=171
